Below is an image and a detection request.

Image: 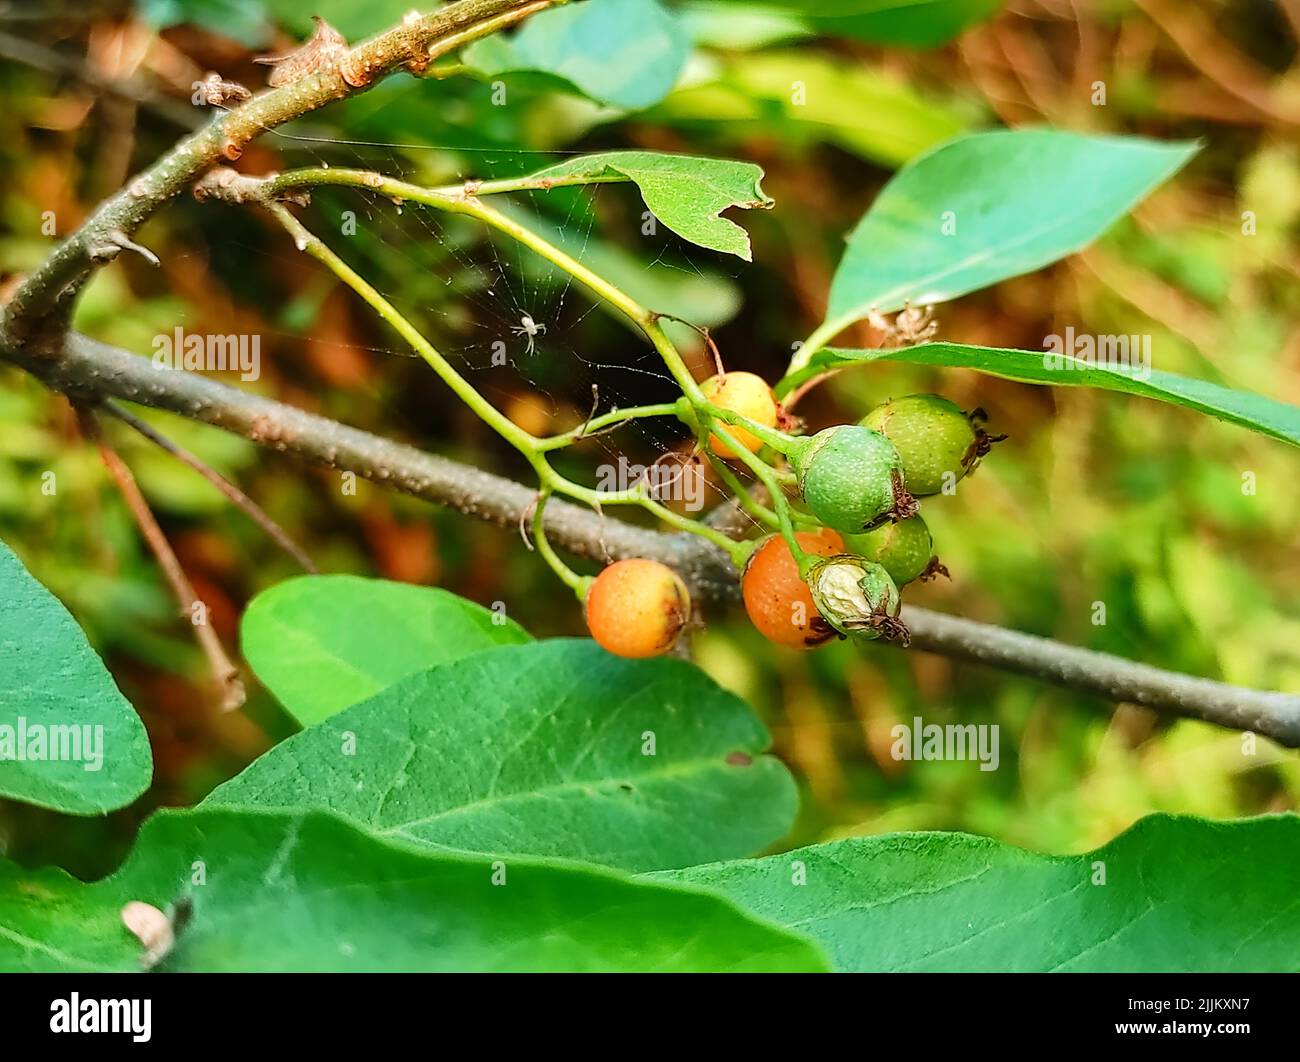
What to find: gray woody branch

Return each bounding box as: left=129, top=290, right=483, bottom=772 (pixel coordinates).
left=5, top=331, right=1297, bottom=749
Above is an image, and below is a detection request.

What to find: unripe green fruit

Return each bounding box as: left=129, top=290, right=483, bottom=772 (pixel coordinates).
left=846, top=515, right=940, bottom=587
left=787, top=425, right=917, bottom=534
left=806, top=555, right=909, bottom=644
left=861, top=394, right=995, bottom=497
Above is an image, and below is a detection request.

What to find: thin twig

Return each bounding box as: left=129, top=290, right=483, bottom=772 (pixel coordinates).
left=0, top=29, right=200, bottom=128
left=75, top=404, right=246, bottom=712
left=103, top=401, right=318, bottom=573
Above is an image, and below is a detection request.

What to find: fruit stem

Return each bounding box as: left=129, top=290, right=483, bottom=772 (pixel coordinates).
left=536, top=402, right=681, bottom=452
left=707, top=419, right=809, bottom=568
left=264, top=170, right=768, bottom=576
left=698, top=445, right=780, bottom=530
left=531, top=489, right=591, bottom=599
left=266, top=203, right=538, bottom=456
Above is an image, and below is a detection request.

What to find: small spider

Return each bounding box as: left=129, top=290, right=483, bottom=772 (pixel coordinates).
left=511, top=314, right=547, bottom=355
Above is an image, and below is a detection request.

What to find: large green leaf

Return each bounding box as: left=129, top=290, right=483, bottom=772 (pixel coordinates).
left=818, top=131, right=1198, bottom=341
left=510, top=200, right=743, bottom=328
left=664, top=814, right=1300, bottom=972
left=776, top=342, right=1300, bottom=447
left=241, top=575, right=531, bottom=727
left=465, top=0, right=691, bottom=110
left=0, top=540, right=151, bottom=814
left=703, top=0, right=1003, bottom=47
left=519, top=151, right=772, bottom=260
left=208, top=640, right=797, bottom=872
left=0, top=807, right=827, bottom=972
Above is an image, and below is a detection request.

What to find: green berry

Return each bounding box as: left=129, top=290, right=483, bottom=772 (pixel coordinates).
left=787, top=425, right=917, bottom=534
left=806, top=555, right=908, bottom=644
left=846, top=515, right=941, bottom=587
left=861, top=394, right=999, bottom=496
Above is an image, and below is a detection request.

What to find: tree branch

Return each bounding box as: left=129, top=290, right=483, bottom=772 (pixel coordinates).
left=3, top=0, right=1297, bottom=747
left=1, top=0, right=563, bottom=349
left=6, top=330, right=1298, bottom=747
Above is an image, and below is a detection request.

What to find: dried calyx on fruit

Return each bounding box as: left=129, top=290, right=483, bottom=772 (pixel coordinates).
left=786, top=425, right=917, bottom=534
left=741, top=529, right=843, bottom=649
left=585, top=558, right=691, bottom=658
left=846, top=514, right=948, bottom=587
left=861, top=393, right=1004, bottom=496
left=806, top=555, right=909, bottom=645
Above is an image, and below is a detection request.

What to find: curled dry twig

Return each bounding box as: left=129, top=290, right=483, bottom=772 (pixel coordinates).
left=75, top=405, right=246, bottom=713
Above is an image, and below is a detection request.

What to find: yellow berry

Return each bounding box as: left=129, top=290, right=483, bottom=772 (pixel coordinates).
left=585, top=558, right=691, bottom=658
left=700, top=372, right=780, bottom=458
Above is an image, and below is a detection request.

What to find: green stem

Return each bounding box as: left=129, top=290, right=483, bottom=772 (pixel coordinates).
left=702, top=449, right=780, bottom=530
left=702, top=403, right=795, bottom=454
left=531, top=489, right=590, bottom=598
left=257, top=167, right=629, bottom=201
left=537, top=402, right=680, bottom=452
left=265, top=203, right=539, bottom=458
left=264, top=176, right=760, bottom=572
left=257, top=168, right=801, bottom=451
left=788, top=316, right=847, bottom=375
left=707, top=421, right=806, bottom=565
left=544, top=468, right=748, bottom=565
left=434, top=173, right=629, bottom=197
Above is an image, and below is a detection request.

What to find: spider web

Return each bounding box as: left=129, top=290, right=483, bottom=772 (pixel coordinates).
left=225, top=124, right=768, bottom=537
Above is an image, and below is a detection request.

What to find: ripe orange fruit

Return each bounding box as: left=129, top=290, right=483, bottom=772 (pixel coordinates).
left=585, top=558, right=691, bottom=658
left=699, top=372, right=780, bottom=458
left=741, top=529, right=844, bottom=649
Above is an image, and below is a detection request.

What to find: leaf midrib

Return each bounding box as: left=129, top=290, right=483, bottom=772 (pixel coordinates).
left=379, top=756, right=763, bottom=838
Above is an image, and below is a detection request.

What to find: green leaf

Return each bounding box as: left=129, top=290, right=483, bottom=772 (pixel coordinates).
left=519, top=150, right=773, bottom=260
left=208, top=640, right=797, bottom=873
left=703, top=0, right=1003, bottom=47
left=241, top=575, right=531, bottom=727
left=0, top=808, right=827, bottom=972
left=819, top=130, right=1198, bottom=339
left=139, top=0, right=268, bottom=46
left=260, top=0, right=406, bottom=39
left=464, top=0, right=691, bottom=110
left=819, top=0, right=1003, bottom=46
left=776, top=342, right=1300, bottom=447
left=0, top=540, right=151, bottom=814
left=663, top=813, right=1300, bottom=972
left=653, top=51, right=969, bottom=168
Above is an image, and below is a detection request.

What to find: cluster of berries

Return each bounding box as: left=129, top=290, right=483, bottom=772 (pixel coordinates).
left=583, top=372, right=1001, bottom=658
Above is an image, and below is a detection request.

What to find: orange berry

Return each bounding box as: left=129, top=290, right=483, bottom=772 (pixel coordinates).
left=700, top=372, right=780, bottom=458
left=741, top=530, right=844, bottom=649
left=585, top=558, right=691, bottom=658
